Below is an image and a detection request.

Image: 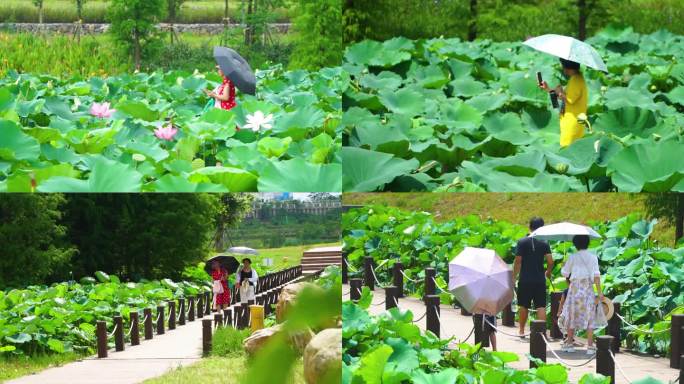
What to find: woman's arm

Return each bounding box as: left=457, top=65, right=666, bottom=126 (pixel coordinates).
left=214, top=85, right=231, bottom=101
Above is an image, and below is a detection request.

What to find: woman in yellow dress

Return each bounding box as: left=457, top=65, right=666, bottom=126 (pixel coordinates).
left=539, top=58, right=588, bottom=147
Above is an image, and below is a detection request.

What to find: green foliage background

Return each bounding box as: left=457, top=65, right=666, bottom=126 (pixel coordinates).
left=343, top=0, right=684, bottom=43
left=289, top=0, right=342, bottom=70
left=0, top=194, right=256, bottom=289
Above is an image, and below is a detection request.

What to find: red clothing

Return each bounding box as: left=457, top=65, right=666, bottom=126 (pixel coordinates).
left=212, top=268, right=231, bottom=306
left=217, top=77, right=236, bottom=111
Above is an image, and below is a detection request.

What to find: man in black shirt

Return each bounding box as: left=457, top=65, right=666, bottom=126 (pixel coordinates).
left=513, top=217, right=554, bottom=338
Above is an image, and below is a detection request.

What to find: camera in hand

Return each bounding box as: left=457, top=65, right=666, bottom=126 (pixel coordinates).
left=549, top=90, right=559, bottom=108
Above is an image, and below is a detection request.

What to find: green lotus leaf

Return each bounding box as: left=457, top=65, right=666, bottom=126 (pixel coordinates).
left=344, top=40, right=411, bottom=68
left=604, top=87, right=656, bottom=110
left=480, top=151, right=546, bottom=177
left=465, top=93, right=508, bottom=113
left=152, top=174, right=227, bottom=192
left=379, top=87, right=426, bottom=116
left=257, top=158, right=341, bottom=192
left=115, top=100, right=159, bottom=122
left=359, top=72, right=404, bottom=91
left=594, top=107, right=658, bottom=138
left=482, top=112, right=536, bottom=146
left=189, top=166, right=258, bottom=192
left=665, top=86, right=684, bottom=106
left=38, top=155, right=143, bottom=192
left=449, top=77, right=486, bottom=98
left=607, top=139, right=684, bottom=192
left=257, top=136, right=292, bottom=158
left=342, top=147, right=419, bottom=192
left=0, top=119, right=41, bottom=161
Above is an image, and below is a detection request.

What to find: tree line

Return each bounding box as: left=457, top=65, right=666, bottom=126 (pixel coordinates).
left=0, top=194, right=253, bottom=289
left=344, top=0, right=684, bottom=44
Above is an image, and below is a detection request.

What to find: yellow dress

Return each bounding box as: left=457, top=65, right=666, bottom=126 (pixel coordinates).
left=559, top=73, right=588, bottom=147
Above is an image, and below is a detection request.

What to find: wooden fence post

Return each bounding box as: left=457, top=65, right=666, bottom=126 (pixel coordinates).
left=596, top=335, right=615, bottom=384
left=239, top=303, right=250, bottom=329
left=342, top=251, right=348, bottom=284
left=349, top=278, right=362, bottom=301
left=393, top=262, right=404, bottom=298
left=607, top=302, right=620, bottom=353
left=178, top=298, right=186, bottom=326
left=385, top=286, right=398, bottom=310
left=364, top=256, right=374, bottom=291
left=223, top=308, right=232, bottom=327
left=96, top=320, right=107, bottom=358
left=113, top=315, right=124, bottom=352
left=204, top=291, right=211, bottom=315
left=550, top=292, right=563, bottom=339
left=156, top=305, right=165, bottom=335
left=425, top=294, right=440, bottom=338
left=130, top=311, right=140, bottom=346
left=214, top=313, right=223, bottom=329
left=197, top=294, right=204, bottom=319
left=144, top=308, right=153, bottom=340
left=530, top=320, right=546, bottom=368
left=202, top=319, right=212, bottom=356
left=188, top=296, right=195, bottom=322
left=671, top=315, right=684, bottom=368
left=424, top=268, right=436, bottom=301
left=502, top=303, right=514, bottom=327
left=168, top=300, right=176, bottom=330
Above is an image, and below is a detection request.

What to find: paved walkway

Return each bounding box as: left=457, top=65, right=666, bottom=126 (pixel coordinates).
left=344, top=284, right=678, bottom=384
left=7, top=317, right=204, bottom=384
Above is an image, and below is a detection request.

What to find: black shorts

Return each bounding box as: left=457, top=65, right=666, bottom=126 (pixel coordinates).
left=517, top=282, right=547, bottom=309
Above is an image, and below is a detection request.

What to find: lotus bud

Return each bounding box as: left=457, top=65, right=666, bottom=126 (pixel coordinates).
left=524, top=73, right=530, bottom=79
left=650, top=85, right=657, bottom=91
left=132, top=154, right=146, bottom=162
left=594, top=140, right=600, bottom=153
left=600, top=86, right=607, bottom=93
left=555, top=163, right=569, bottom=174
left=176, top=77, right=184, bottom=86
left=191, top=158, right=205, bottom=170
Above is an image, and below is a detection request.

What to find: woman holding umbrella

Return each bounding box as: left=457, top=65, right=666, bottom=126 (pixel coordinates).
left=211, top=260, right=232, bottom=311
left=539, top=58, right=588, bottom=147
left=523, top=34, right=607, bottom=148
left=204, top=65, right=236, bottom=111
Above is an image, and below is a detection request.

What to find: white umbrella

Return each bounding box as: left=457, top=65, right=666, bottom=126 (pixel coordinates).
left=523, top=34, right=608, bottom=72
left=226, top=246, right=259, bottom=255
left=529, top=222, right=601, bottom=242
left=448, top=247, right=513, bottom=316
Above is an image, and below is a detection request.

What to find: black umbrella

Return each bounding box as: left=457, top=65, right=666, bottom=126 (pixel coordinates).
left=213, top=46, right=256, bottom=95
left=205, top=255, right=240, bottom=275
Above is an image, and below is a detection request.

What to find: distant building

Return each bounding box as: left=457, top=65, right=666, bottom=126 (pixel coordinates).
left=245, top=199, right=341, bottom=219
left=256, top=193, right=292, bottom=201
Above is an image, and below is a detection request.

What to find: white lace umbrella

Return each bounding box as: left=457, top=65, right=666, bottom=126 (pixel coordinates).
left=226, top=246, right=259, bottom=255
left=523, top=34, right=608, bottom=72
left=529, top=222, right=601, bottom=242
left=448, top=247, right=513, bottom=316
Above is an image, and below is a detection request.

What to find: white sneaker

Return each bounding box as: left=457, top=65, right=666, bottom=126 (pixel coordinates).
left=586, top=346, right=596, bottom=355
left=561, top=343, right=575, bottom=353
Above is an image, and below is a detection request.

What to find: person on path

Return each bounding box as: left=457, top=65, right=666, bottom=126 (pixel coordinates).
left=472, top=313, right=498, bottom=351
left=513, top=217, right=554, bottom=338
left=539, top=58, right=588, bottom=147
left=558, top=235, right=604, bottom=354
left=211, top=261, right=231, bottom=311
left=204, top=65, right=236, bottom=111
left=236, top=258, right=258, bottom=304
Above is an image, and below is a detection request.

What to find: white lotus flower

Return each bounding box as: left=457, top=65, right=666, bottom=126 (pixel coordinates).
left=132, top=154, right=146, bottom=162
left=594, top=140, right=600, bottom=153
left=243, top=111, right=274, bottom=132
left=72, top=97, right=81, bottom=111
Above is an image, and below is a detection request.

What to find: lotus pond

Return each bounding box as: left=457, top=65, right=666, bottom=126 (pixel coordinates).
left=341, top=27, right=684, bottom=192
left=343, top=206, right=684, bottom=355
left=0, top=271, right=207, bottom=356
left=0, top=65, right=343, bottom=192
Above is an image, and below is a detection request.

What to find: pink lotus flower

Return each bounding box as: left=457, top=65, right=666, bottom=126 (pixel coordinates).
left=154, top=124, right=178, bottom=141
left=90, top=102, right=116, bottom=118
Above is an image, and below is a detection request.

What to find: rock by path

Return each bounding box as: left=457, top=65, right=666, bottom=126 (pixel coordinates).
left=6, top=317, right=204, bottom=384
left=344, top=284, right=679, bottom=384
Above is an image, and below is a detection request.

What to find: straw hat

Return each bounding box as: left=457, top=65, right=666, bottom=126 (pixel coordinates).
left=599, top=296, right=614, bottom=320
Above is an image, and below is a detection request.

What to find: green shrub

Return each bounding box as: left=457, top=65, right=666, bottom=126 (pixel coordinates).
left=289, top=0, right=341, bottom=70
left=211, top=327, right=251, bottom=357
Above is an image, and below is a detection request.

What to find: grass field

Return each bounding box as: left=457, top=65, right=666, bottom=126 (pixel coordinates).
left=0, top=0, right=292, bottom=24
left=0, top=353, right=86, bottom=382
left=343, top=193, right=677, bottom=245
left=143, top=355, right=305, bottom=384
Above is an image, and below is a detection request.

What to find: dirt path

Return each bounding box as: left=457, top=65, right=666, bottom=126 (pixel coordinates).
left=344, top=284, right=679, bottom=384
